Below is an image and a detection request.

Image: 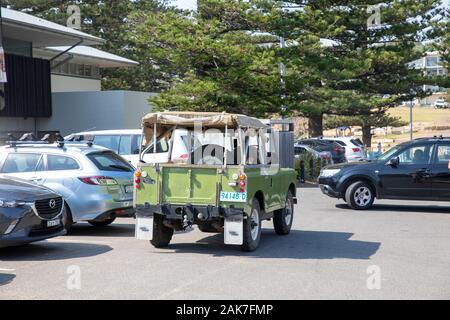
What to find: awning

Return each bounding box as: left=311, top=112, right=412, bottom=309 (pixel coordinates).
left=43, top=46, right=139, bottom=68
left=1, top=7, right=105, bottom=47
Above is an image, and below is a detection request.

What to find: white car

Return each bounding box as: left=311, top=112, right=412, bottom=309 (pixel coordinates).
left=66, top=129, right=189, bottom=167
left=434, top=99, right=449, bottom=109
left=321, top=137, right=367, bottom=162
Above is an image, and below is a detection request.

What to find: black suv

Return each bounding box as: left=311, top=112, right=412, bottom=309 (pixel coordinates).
left=0, top=176, right=66, bottom=248
left=318, top=137, right=450, bottom=210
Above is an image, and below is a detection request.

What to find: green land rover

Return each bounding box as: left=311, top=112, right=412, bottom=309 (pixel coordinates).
left=134, top=112, right=297, bottom=251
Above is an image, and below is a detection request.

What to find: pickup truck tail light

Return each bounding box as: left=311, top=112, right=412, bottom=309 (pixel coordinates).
left=352, top=148, right=361, bottom=153
left=79, top=176, right=118, bottom=186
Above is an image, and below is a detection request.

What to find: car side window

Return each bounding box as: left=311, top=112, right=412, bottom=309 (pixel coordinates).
left=93, top=135, right=120, bottom=153
left=435, top=144, right=450, bottom=165
left=119, top=135, right=132, bottom=155
left=1, top=153, right=43, bottom=173
left=47, top=155, right=80, bottom=171
left=397, top=145, right=433, bottom=165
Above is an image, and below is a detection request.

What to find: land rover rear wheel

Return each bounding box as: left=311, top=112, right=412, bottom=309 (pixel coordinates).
left=241, top=199, right=262, bottom=252
left=273, top=190, right=294, bottom=235
left=151, top=214, right=174, bottom=248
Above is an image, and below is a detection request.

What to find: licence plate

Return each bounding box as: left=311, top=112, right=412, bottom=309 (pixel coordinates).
left=125, top=185, right=133, bottom=193
left=47, top=219, right=61, bottom=228
left=220, top=192, right=247, bottom=203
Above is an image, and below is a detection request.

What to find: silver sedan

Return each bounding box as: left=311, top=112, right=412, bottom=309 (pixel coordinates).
left=0, top=143, right=135, bottom=231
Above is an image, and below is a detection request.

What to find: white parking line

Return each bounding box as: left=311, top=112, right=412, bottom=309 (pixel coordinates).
left=0, top=268, right=15, bottom=272
left=46, top=239, right=109, bottom=245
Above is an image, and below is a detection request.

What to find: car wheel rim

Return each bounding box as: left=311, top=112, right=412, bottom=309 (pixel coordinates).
left=250, top=209, right=260, bottom=241
left=354, top=187, right=372, bottom=207
left=285, top=198, right=293, bottom=225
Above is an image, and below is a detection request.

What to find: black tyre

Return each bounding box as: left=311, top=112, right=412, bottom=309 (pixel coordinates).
left=241, top=199, right=262, bottom=252
left=273, top=191, right=294, bottom=235
left=62, top=205, right=73, bottom=233
left=345, top=181, right=375, bottom=210
left=151, top=214, right=174, bottom=248
left=88, top=217, right=116, bottom=227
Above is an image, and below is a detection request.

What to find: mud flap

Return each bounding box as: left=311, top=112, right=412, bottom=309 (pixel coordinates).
left=224, top=214, right=243, bottom=245
left=135, top=217, right=153, bottom=241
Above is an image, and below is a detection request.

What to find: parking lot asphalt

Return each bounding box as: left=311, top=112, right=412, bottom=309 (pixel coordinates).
left=1, top=186, right=450, bottom=300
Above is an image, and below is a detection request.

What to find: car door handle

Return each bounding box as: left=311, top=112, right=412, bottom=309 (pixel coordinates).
left=416, top=169, right=431, bottom=178
left=31, top=177, right=43, bottom=182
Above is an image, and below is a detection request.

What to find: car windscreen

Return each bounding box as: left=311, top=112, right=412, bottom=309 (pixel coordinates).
left=87, top=151, right=134, bottom=172
left=351, top=139, right=364, bottom=147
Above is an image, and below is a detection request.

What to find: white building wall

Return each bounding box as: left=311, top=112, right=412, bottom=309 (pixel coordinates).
left=37, top=91, right=155, bottom=136
left=51, top=74, right=101, bottom=92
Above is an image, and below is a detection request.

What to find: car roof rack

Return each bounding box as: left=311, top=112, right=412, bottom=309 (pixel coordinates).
left=6, top=132, right=95, bottom=148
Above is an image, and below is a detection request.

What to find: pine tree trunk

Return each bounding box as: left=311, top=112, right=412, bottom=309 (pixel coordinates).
left=362, top=124, right=372, bottom=148
left=308, top=114, right=323, bottom=137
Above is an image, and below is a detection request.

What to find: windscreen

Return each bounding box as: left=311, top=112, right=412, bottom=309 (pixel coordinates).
left=87, top=151, right=134, bottom=172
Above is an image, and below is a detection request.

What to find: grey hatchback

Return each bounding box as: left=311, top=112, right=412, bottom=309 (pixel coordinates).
left=0, top=176, right=66, bottom=248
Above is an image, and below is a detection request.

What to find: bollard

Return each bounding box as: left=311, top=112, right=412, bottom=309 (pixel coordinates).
left=299, top=160, right=305, bottom=183
left=309, top=158, right=314, bottom=180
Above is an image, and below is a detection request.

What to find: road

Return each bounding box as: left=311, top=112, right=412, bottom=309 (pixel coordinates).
left=1, top=187, right=450, bottom=300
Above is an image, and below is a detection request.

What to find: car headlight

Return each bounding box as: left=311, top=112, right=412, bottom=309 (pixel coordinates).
left=0, top=200, right=27, bottom=208
left=320, top=169, right=341, bottom=178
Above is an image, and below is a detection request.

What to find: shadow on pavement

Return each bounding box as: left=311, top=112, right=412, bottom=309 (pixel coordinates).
left=68, top=222, right=135, bottom=238
left=0, top=241, right=112, bottom=262
left=158, top=229, right=380, bottom=260
left=0, top=273, right=16, bottom=286
left=336, top=203, right=450, bottom=214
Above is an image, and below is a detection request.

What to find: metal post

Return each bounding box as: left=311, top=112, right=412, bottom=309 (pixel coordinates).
left=410, top=101, right=413, bottom=141
left=279, top=36, right=287, bottom=119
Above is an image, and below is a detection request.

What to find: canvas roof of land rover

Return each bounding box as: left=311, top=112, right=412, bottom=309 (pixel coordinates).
left=135, top=112, right=297, bottom=252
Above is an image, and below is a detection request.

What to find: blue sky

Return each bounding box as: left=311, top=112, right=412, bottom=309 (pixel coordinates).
left=172, top=0, right=197, bottom=10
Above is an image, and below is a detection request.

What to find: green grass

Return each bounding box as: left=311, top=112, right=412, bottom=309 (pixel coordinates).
left=388, top=107, right=450, bottom=124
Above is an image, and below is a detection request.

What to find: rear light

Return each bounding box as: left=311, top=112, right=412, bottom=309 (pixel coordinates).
left=352, top=148, right=361, bottom=153
left=179, top=154, right=189, bottom=159
left=239, top=181, right=246, bottom=187
left=239, top=174, right=247, bottom=181
left=78, top=176, right=118, bottom=186
left=135, top=179, right=141, bottom=184
left=135, top=171, right=142, bottom=177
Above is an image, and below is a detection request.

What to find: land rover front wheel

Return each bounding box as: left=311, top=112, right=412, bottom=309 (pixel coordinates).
left=241, top=199, right=262, bottom=252
left=273, top=191, right=294, bottom=235
left=151, top=214, right=174, bottom=248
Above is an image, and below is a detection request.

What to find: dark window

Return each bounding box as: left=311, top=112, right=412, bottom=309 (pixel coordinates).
left=87, top=151, right=134, bottom=172
left=1, top=153, right=42, bottom=173
left=351, top=139, right=364, bottom=147
left=47, top=155, right=80, bottom=171
left=0, top=54, right=52, bottom=118
left=397, top=144, right=434, bottom=165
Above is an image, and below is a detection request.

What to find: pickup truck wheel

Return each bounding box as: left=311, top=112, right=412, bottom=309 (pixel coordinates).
left=273, top=191, right=294, bottom=235
left=345, top=181, right=375, bottom=210
left=151, top=214, right=174, bottom=248
left=88, top=217, right=116, bottom=227
left=241, top=199, right=262, bottom=252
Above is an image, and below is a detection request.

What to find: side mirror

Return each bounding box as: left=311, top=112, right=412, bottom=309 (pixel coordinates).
left=387, top=157, right=400, bottom=167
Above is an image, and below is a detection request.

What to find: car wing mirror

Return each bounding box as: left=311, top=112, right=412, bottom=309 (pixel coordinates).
left=387, top=157, right=400, bottom=167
